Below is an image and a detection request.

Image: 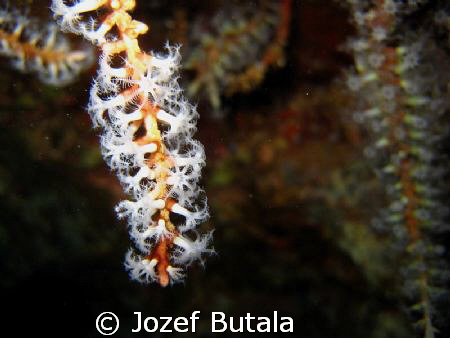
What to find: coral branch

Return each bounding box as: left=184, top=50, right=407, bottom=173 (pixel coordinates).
left=0, top=8, right=93, bottom=85
left=345, top=0, right=449, bottom=336
left=185, top=0, right=292, bottom=112
left=51, top=0, right=213, bottom=286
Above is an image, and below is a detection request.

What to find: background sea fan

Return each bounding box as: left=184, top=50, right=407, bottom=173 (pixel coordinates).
left=184, top=0, right=292, bottom=113
left=0, top=6, right=93, bottom=85
left=344, top=0, right=449, bottom=336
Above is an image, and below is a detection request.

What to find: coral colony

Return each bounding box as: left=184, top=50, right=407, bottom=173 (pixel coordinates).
left=185, top=0, right=292, bottom=112
left=51, top=0, right=214, bottom=286
left=345, top=0, right=449, bottom=336
left=0, top=7, right=92, bottom=85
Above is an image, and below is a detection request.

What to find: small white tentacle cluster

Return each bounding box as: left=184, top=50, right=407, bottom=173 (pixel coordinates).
left=51, top=0, right=214, bottom=286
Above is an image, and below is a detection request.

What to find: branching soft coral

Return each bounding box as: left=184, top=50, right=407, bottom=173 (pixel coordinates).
left=51, top=0, right=214, bottom=286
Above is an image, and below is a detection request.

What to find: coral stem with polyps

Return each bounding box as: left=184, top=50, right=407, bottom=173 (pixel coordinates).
left=0, top=7, right=92, bottom=85
left=51, top=0, right=213, bottom=286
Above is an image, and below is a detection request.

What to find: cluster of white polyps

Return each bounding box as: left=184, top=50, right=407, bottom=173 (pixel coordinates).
left=94, top=46, right=213, bottom=285
left=0, top=8, right=93, bottom=86
left=51, top=0, right=213, bottom=286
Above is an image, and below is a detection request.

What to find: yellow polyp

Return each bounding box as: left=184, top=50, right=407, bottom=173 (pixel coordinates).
left=396, top=46, right=407, bottom=55
left=394, top=64, right=406, bottom=74
left=110, top=0, right=136, bottom=11
left=405, top=96, right=428, bottom=106
left=160, top=209, right=176, bottom=232
left=144, top=116, right=161, bottom=140
left=383, top=164, right=396, bottom=174
left=127, top=20, right=149, bottom=38
left=362, top=72, right=378, bottom=83
left=110, top=0, right=121, bottom=9
left=122, top=0, right=137, bottom=11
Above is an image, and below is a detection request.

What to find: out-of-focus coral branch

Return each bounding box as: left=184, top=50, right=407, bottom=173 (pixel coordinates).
left=184, top=0, right=292, bottom=113
left=344, top=0, right=449, bottom=336
left=0, top=7, right=93, bottom=85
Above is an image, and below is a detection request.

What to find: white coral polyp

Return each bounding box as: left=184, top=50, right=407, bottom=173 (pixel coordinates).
left=51, top=0, right=110, bottom=42
left=173, top=232, right=215, bottom=267
left=125, top=249, right=158, bottom=283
